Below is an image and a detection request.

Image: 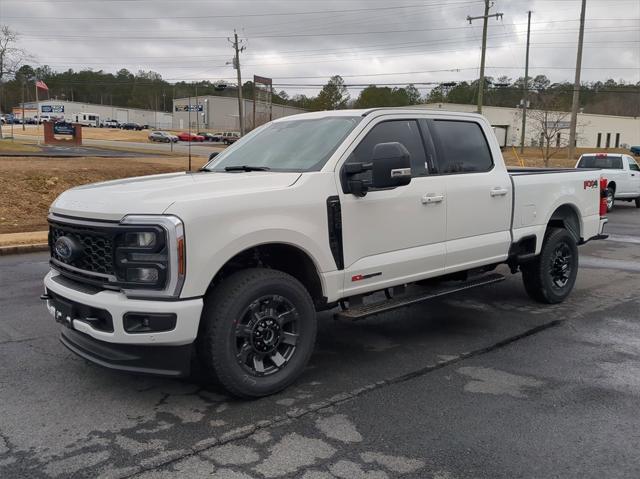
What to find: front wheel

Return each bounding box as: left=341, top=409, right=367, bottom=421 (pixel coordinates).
left=521, top=228, right=579, bottom=304
left=197, top=268, right=317, bottom=398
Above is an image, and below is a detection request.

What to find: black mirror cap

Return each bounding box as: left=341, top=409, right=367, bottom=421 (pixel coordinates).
left=371, top=142, right=412, bottom=189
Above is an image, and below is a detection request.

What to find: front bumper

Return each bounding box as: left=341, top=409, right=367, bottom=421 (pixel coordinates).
left=60, top=327, right=192, bottom=377
left=44, top=270, right=203, bottom=376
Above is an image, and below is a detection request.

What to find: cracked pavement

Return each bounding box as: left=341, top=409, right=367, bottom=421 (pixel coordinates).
left=1, top=205, right=639, bottom=478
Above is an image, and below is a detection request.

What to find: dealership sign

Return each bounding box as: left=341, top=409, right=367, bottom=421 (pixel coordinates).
left=175, top=104, right=203, bottom=112
left=41, top=105, right=65, bottom=113
left=53, top=122, right=75, bottom=135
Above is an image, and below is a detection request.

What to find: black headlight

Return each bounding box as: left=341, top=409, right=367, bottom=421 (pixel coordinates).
left=114, top=225, right=168, bottom=290
left=118, top=215, right=186, bottom=299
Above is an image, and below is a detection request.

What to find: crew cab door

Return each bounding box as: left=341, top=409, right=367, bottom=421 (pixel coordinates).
left=337, top=117, right=446, bottom=295
left=427, top=119, right=512, bottom=272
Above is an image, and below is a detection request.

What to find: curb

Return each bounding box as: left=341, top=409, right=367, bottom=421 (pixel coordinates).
left=0, top=243, right=49, bottom=256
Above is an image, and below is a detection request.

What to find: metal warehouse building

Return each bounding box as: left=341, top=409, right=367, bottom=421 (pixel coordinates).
left=418, top=103, right=640, bottom=148
left=172, top=95, right=306, bottom=132
left=16, top=100, right=172, bottom=129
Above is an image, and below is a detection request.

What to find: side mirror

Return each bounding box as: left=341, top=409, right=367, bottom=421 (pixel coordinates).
left=342, top=142, right=412, bottom=197
left=370, top=142, right=412, bottom=189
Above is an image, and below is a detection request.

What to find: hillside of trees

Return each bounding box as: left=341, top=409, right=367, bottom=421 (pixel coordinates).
left=2, top=65, right=639, bottom=118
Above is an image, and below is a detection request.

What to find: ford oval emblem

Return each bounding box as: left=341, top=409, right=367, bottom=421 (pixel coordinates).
left=54, top=236, right=82, bottom=261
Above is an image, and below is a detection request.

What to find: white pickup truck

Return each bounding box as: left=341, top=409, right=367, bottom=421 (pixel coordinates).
left=576, top=153, right=640, bottom=210
left=43, top=108, right=608, bottom=397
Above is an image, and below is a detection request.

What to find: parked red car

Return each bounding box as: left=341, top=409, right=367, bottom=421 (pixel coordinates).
left=177, top=132, right=205, bottom=142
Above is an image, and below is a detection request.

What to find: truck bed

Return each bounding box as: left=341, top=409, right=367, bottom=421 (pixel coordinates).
left=508, top=166, right=602, bottom=247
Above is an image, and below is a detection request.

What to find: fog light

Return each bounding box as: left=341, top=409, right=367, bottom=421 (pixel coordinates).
left=125, top=231, right=156, bottom=248
left=124, top=313, right=176, bottom=333
left=126, top=267, right=159, bottom=283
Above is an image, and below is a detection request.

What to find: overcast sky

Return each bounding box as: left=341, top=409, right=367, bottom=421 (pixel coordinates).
left=1, top=0, right=639, bottom=97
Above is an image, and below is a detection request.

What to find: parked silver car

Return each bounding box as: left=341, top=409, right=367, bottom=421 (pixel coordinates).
left=148, top=131, right=178, bottom=143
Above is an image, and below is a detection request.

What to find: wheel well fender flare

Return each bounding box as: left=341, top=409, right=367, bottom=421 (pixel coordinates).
left=204, top=236, right=328, bottom=306
left=546, top=203, right=582, bottom=242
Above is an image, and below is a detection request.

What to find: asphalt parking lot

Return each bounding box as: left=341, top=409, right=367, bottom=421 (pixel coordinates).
left=1, top=205, right=639, bottom=479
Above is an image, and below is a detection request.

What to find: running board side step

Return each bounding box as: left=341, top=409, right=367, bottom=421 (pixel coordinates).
left=335, top=273, right=505, bottom=321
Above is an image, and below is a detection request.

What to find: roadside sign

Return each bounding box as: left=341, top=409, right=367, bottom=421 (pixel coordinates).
left=53, top=122, right=75, bottom=135
left=42, top=105, right=65, bottom=113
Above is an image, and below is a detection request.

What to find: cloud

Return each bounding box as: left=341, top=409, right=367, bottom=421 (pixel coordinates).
left=2, top=0, right=638, bottom=96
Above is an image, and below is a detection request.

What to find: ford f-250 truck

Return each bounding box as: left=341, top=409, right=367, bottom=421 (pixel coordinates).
left=42, top=108, right=608, bottom=397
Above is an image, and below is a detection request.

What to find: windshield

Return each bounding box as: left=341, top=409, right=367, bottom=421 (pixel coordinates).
left=577, top=155, right=623, bottom=169
left=204, top=116, right=361, bottom=172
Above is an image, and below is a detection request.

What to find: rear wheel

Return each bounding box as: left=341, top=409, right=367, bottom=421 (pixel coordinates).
left=521, top=228, right=579, bottom=304
left=197, top=268, right=317, bottom=398
left=635, top=197, right=640, bottom=208
left=606, top=186, right=615, bottom=212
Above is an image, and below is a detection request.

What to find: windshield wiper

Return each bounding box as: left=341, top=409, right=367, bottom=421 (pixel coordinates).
left=224, top=165, right=271, bottom=172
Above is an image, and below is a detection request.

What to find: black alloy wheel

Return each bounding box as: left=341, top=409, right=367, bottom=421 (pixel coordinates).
left=234, top=295, right=299, bottom=376
left=521, top=227, right=579, bottom=304
left=548, top=242, right=573, bottom=290
left=197, top=268, right=317, bottom=397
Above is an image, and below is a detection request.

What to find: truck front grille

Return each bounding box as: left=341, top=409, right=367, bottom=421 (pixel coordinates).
left=49, top=221, right=115, bottom=276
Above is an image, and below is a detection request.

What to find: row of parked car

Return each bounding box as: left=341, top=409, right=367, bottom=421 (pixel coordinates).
left=148, top=130, right=240, bottom=144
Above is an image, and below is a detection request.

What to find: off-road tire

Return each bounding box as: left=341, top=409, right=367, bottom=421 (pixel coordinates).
left=521, top=227, right=579, bottom=304
left=606, top=186, right=615, bottom=212
left=197, top=268, right=317, bottom=398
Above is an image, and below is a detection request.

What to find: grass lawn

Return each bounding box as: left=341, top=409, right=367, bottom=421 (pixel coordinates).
left=0, top=155, right=206, bottom=234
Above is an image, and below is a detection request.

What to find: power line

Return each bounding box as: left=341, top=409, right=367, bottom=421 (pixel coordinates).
left=2, top=1, right=479, bottom=20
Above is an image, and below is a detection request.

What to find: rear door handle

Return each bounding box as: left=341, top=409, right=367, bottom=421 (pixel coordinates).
left=422, top=194, right=444, bottom=204
left=490, top=187, right=509, bottom=197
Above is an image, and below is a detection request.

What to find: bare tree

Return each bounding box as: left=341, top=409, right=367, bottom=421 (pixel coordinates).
left=521, top=94, right=580, bottom=166
left=0, top=26, right=27, bottom=138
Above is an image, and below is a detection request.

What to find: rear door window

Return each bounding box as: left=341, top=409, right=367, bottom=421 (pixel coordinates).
left=429, top=120, right=493, bottom=173
left=577, top=156, right=623, bottom=169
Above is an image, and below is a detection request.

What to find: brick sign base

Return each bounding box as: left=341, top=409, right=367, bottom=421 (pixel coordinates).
left=44, top=122, right=83, bottom=146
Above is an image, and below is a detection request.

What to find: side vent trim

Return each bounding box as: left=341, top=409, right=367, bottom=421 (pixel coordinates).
left=326, top=196, right=344, bottom=270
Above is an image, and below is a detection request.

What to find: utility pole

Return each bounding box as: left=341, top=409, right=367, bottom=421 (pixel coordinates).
left=467, top=1, right=503, bottom=114
left=228, top=30, right=246, bottom=136
left=188, top=94, right=192, bottom=171
left=195, top=83, right=199, bottom=133
left=520, top=10, right=532, bottom=154
left=568, top=0, right=586, bottom=160
left=21, top=79, right=26, bottom=131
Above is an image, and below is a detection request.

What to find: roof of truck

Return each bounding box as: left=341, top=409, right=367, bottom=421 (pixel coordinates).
left=272, top=107, right=485, bottom=122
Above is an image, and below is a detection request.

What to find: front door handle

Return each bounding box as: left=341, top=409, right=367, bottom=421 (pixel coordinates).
left=422, top=194, right=444, bottom=204
left=490, top=187, right=509, bottom=197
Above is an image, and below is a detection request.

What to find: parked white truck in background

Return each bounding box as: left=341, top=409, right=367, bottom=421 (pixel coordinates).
left=42, top=108, right=608, bottom=397
left=576, top=153, right=640, bottom=210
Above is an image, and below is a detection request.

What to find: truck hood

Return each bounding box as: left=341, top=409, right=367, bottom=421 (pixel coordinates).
left=51, top=171, right=302, bottom=221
